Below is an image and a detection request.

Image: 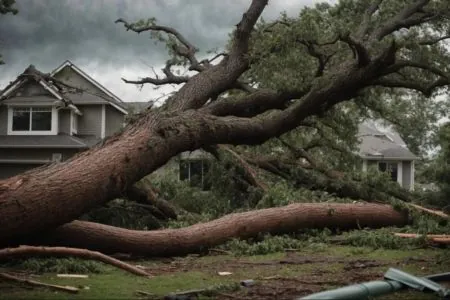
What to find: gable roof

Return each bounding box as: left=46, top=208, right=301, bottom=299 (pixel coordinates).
left=357, top=122, right=417, bottom=160
left=50, top=60, right=128, bottom=114
left=0, top=65, right=64, bottom=101
left=1, top=62, right=129, bottom=115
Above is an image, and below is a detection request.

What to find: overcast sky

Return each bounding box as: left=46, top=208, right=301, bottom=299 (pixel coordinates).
left=0, top=0, right=327, bottom=103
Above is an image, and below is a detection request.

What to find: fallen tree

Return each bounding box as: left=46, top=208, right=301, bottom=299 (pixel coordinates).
left=0, top=0, right=449, bottom=250
left=20, top=203, right=408, bottom=256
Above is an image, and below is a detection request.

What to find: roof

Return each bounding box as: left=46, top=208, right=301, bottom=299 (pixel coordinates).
left=126, top=101, right=152, bottom=113
left=0, top=135, right=90, bottom=149
left=50, top=60, right=128, bottom=114
left=0, top=63, right=128, bottom=114
left=357, top=122, right=417, bottom=160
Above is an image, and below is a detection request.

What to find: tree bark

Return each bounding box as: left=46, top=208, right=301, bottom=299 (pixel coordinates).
left=24, top=203, right=407, bottom=257
left=0, top=246, right=151, bottom=276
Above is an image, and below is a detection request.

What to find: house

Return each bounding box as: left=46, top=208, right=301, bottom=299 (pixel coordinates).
left=358, top=122, right=417, bottom=191
left=0, top=60, right=130, bottom=179
left=176, top=122, right=418, bottom=191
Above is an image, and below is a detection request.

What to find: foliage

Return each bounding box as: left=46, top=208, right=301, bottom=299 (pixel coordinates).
left=1, top=257, right=105, bottom=274
left=419, top=122, right=450, bottom=208
left=80, top=199, right=161, bottom=230
left=219, top=234, right=308, bottom=256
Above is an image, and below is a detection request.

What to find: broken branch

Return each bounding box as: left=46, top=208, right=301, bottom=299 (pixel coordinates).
left=0, top=246, right=152, bottom=277
left=0, top=272, right=79, bottom=294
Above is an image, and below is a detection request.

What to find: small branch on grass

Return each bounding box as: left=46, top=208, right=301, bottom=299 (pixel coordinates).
left=407, top=203, right=449, bottom=219
left=0, top=272, right=79, bottom=294
left=393, top=233, right=450, bottom=245
left=0, top=246, right=152, bottom=277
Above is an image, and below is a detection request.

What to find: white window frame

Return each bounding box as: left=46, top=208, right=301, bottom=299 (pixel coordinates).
left=70, top=110, right=78, bottom=135
left=377, top=161, right=402, bottom=186
left=7, top=105, right=58, bottom=135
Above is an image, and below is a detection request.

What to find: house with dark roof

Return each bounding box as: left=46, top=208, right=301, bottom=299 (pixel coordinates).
left=358, top=122, right=417, bottom=191
left=0, top=60, right=131, bottom=179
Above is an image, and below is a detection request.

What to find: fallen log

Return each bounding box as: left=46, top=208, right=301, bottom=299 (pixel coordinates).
left=0, top=246, right=151, bottom=277
left=31, top=203, right=407, bottom=257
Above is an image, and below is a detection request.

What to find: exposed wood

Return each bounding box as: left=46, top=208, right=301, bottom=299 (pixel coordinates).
left=56, top=274, right=89, bottom=278
left=408, top=203, right=449, bottom=219
left=0, top=246, right=152, bottom=277
left=28, top=203, right=408, bottom=256
left=393, top=233, right=450, bottom=245
left=0, top=272, right=79, bottom=294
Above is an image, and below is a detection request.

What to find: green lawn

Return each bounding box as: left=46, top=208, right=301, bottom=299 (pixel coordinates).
left=1, top=245, right=449, bottom=299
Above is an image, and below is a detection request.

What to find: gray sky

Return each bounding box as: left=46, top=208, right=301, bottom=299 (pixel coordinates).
left=0, top=0, right=323, bottom=103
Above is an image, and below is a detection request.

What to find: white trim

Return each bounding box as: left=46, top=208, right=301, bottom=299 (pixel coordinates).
left=101, top=104, right=106, bottom=139
left=7, top=106, right=58, bottom=135
left=410, top=160, right=415, bottom=191
left=397, top=161, right=403, bottom=186
left=50, top=61, right=128, bottom=115
left=362, top=159, right=367, bottom=172
left=38, top=80, right=62, bottom=100
left=50, top=60, right=124, bottom=104
left=109, top=102, right=128, bottom=115
left=0, top=79, right=24, bottom=98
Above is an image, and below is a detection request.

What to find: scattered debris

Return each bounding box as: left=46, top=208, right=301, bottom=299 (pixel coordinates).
left=240, top=279, right=256, bottom=287
left=218, top=271, right=233, bottom=276
left=56, top=274, right=89, bottom=278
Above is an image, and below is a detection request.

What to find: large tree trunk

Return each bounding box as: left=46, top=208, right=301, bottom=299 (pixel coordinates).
left=22, top=203, right=407, bottom=257
left=0, top=0, right=446, bottom=245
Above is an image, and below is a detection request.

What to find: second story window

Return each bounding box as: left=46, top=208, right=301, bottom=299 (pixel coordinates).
left=8, top=106, right=55, bottom=135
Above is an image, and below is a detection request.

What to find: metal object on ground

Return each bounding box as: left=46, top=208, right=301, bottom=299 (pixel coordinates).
left=298, top=268, right=450, bottom=300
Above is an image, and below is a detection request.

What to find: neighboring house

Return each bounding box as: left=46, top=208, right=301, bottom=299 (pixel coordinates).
left=0, top=60, right=130, bottom=179
left=175, top=122, right=418, bottom=191
left=358, top=122, right=417, bottom=191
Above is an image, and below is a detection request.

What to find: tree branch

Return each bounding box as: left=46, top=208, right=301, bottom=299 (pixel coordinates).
left=115, top=18, right=202, bottom=71
left=419, top=34, right=450, bottom=45
left=339, top=33, right=371, bottom=66
left=373, top=0, right=435, bottom=40
left=122, top=59, right=190, bottom=86
left=356, top=0, right=384, bottom=39
left=372, top=77, right=449, bottom=97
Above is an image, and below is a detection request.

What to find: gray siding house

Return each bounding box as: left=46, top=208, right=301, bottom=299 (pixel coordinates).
left=0, top=60, right=129, bottom=179
left=176, top=123, right=418, bottom=191
left=358, top=122, right=417, bottom=191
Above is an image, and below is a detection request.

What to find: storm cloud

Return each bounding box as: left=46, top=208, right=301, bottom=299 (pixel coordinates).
left=0, top=0, right=321, bottom=102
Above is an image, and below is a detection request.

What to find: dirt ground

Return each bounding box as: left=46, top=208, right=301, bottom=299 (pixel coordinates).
left=1, top=246, right=449, bottom=299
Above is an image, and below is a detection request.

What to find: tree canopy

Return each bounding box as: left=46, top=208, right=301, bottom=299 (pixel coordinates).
left=1, top=0, right=450, bottom=244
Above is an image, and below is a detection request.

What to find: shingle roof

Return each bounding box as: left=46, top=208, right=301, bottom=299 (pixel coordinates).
left=0, top=135, right=89, bottom=149
left=357, top=123, right=417, bottom=160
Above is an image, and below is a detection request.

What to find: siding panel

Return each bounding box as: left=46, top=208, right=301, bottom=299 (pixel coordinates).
left=105, top=106, right=124, bottom=137
left=0, top=106, right=8, bottom=135
left=58, top=109, right=71, bottom=135
left=77, top=105, right=102, bottom=136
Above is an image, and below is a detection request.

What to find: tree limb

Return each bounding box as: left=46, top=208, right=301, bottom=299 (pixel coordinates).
left=0, top=272, right=79, bottom=294
left=356, top=0, right=384, bottom=39
left=0, top=246, right=152, bottom=277
left=115, top=18, right=202, bottom=71
left=373, top=0, right=435, bottom=40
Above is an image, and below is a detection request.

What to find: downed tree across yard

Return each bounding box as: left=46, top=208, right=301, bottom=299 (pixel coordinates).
left=23, top=203, right=409, bottom=256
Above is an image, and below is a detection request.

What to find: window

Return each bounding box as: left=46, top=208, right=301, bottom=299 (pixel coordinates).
left=378, top=162, right=398, bottom=181
left=11, top=107, right=52, bottom=132
left=179, top=159, right=211, bottom=190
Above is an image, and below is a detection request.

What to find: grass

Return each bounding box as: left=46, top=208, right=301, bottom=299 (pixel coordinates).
left=0, top=245, right=448, bottom=299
